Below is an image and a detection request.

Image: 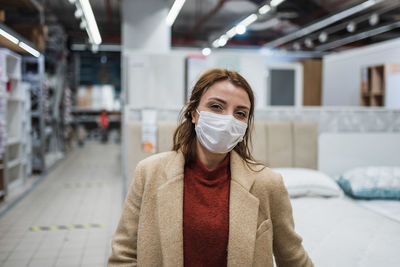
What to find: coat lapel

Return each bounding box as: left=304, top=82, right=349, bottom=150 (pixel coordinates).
left=227, top=151, right=260, bottom=266
left=157, top=152, right=185, bottom=267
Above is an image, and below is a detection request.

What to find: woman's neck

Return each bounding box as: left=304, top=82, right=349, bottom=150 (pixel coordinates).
left=195, top=139, right=228, bottom=170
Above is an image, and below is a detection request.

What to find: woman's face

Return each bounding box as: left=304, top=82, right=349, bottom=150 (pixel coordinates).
left=191, top=80, right=251, bottom=124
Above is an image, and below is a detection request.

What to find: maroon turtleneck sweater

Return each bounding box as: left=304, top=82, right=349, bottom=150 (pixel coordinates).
left=183, top=154, right=231, bottom=267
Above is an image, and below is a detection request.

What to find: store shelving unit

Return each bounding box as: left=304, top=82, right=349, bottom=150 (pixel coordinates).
left=22, top=55, right=66, bottom=173
left=22, top=55, right=46, bottom=173
left=361, top=63, right=400, bottom=107
left=0, top=48, right=31, bottom=199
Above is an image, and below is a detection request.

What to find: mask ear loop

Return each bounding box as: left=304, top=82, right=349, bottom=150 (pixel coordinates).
left=196, top=109, right=200, bottom=115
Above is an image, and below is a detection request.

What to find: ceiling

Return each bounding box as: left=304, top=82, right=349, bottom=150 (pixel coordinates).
left=172, top=0, right=400, bottom=51
left=1, top=0, right=400, bottom=53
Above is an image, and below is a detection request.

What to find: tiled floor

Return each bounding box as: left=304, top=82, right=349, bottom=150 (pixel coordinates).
left=0, top=142, right=123, bottom=267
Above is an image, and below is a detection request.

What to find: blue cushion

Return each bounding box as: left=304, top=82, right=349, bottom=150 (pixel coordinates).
left=337, top=167, right=400, bottom=200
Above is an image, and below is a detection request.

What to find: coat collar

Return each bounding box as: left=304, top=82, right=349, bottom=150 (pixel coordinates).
left=157, top=150, right=259, bottom=267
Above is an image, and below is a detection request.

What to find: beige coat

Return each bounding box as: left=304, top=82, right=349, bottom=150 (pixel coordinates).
left=108, top=150, right=313, bottom=267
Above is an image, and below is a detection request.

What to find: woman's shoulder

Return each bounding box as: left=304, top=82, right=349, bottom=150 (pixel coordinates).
left=251, top=165, right=285, bottom=190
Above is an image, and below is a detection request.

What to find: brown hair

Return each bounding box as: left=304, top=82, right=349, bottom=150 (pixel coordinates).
left=172, top=68, right=264, bottom=170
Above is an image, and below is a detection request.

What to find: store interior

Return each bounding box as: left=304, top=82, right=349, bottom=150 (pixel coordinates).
left=0, top=0, right=400, bottom=266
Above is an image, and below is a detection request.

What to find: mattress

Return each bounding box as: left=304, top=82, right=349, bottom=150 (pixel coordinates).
left=355, top=199, right=400, bottom=223
left=291, top=196, right=400, bottom=267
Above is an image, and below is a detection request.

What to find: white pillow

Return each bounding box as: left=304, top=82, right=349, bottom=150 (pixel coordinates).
left=272, top=168, right=343, bottom=198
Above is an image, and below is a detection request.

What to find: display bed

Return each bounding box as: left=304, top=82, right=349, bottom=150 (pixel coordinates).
left=291, top=196, right=400, bottom=267
left=354, top=199, right=400, bottom=222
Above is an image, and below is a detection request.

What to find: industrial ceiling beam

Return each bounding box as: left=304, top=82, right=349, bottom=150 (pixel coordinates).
left=264, top=0, right=385, bottom=47
left=315, top=21, right=400, bottom=51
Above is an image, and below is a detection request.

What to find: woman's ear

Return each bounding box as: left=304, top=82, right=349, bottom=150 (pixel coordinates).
left=191, top=110, right=197, bottom=124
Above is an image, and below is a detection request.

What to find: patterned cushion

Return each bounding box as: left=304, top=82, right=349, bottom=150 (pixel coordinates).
left=337, top=167, right=400, bottom=199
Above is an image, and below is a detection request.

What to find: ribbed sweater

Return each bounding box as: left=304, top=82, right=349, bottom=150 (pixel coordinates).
left=183, top=154, right=231, bottom=267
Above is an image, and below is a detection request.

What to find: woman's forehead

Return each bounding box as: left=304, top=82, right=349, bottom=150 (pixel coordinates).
left=201, top=80, right=251, bottom=106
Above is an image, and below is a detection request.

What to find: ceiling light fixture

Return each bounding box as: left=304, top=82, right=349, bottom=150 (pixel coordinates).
left=369, top=13, right=379, bottom=26
left=258, top=4, right=271, bottom=15
left=240, top=14, right=258, bottom=27
left=79, top=0, right=102, bottom=45
left=80, top=19, right=87, bottom=30
left=318, top=31, right=328, bottom=43
left=19, top=41, right=40, bottom=57
left=212, top=13, right=258, bottom=48
left=292, top=42, right=301, bottom=50
left=202, top=47, right=211, bottom=56
left=0, top=28, right=19, bottom=44
left=166, top=0, right=186, bottom=26
left=270, top=0, right=286, bottom=7
left=265, top=0, right=383, bottom=47
left=74, top=7, right=83, bottom=19
left=346, top=21, right=356, bottom=33
left=235, top=25, right=246, bottom=35
left=304, top=38, right=314, bottom=48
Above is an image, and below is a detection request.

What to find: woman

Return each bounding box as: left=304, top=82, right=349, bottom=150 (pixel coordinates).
left=108, top=69, right=313, bottom=267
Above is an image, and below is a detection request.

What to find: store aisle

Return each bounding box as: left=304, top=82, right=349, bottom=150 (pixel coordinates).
left=0, top=143, right=123, bottom=267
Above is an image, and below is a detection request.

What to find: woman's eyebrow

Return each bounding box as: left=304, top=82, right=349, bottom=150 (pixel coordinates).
left=236, top=105, right=250, bottom=111
left=208, top=97, right=227, bottom=104
left=208, top=97, right=250, bottom=110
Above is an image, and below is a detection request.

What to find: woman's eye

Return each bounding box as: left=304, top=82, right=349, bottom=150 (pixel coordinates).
left=236, top=112, right=247, bottom=119
left=210, top=104, right=222, bottom=110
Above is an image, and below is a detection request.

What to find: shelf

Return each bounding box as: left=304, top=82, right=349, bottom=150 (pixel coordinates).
left=7, top=137, right=21, bottom=146
left=6, top=95, right=24, bottom=102
left=7, top=158, right=22, bottom=169
left=371, top=91, right=384, bottom=96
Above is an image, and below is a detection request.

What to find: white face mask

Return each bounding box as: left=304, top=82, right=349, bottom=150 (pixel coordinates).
left=194, top=110, right=248, bottom=154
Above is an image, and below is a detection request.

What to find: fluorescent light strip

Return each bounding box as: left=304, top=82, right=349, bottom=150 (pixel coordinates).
left=79, top=0, right=102, bottom=45
left=239, top=14, right=258, bottom=27
left=212, top=13, right=259, bottom=48
left=270, top=0, right=285, bottom=7
left=265, top=0, right=382, bottom=47
left=258, top=4, right=271, bottom=15
left=166, top=0, right=186, bottom=26
left=19, top=41, right=40, bottom=57
left=0, top=28, right=19, bottom=44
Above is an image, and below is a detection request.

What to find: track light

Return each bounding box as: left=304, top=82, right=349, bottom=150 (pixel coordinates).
left=318, top=31, right=328, bottom=43
left=346, top=21, right=356, bottom=33
left=74, top=8, right=83, bottom=19
left=80, top=20, right=87, bottom=30
left=91, top=44, right=99, bottom=53
left=292, top=42, right=301, bottom=50
left=304, top=38, right=314, bottom=48
left=369, top=13, right=379, bottom=26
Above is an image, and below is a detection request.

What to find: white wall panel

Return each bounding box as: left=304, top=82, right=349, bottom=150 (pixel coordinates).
left=322, top=38, right=400, bottom=106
